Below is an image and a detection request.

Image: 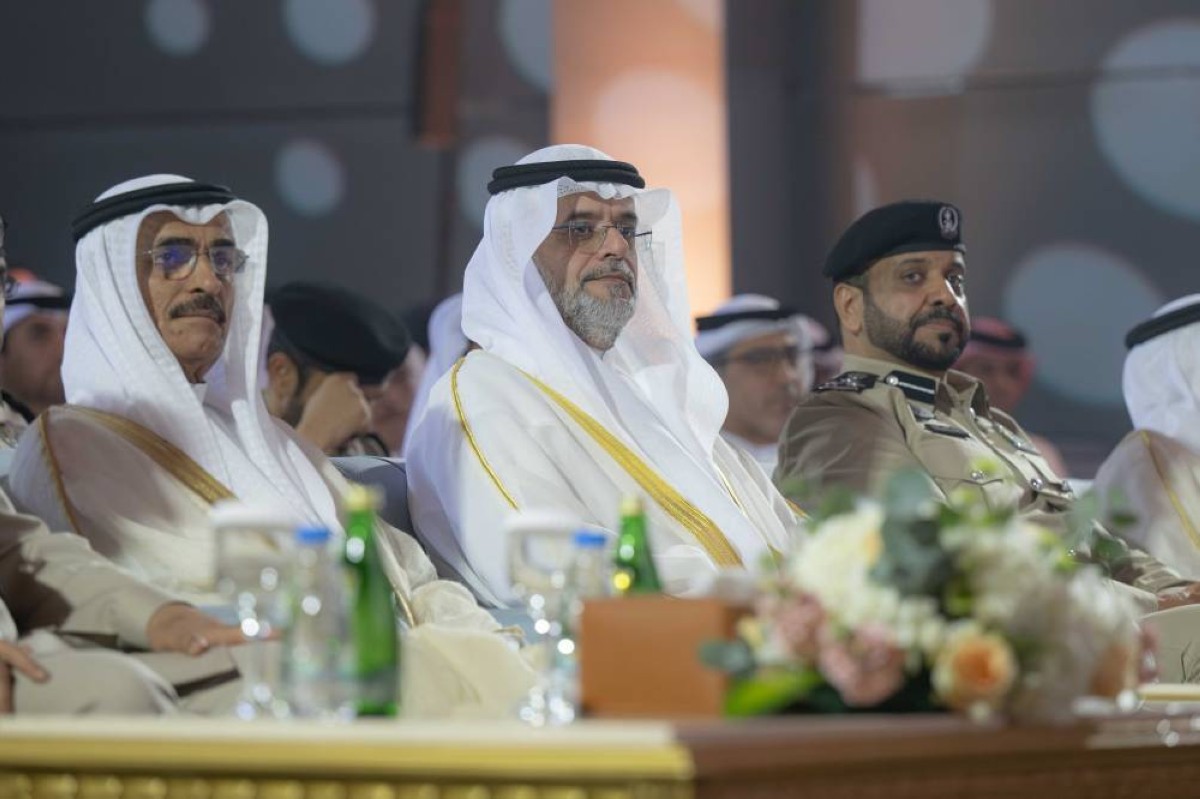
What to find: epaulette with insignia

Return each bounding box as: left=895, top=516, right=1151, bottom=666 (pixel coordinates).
left=814, top=371, right=878, bottom=393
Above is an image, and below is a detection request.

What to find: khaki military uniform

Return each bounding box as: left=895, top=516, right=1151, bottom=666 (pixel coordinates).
left=776, top=354, right=1189, bottom=608
left=0, top=487, right=241, bottom=714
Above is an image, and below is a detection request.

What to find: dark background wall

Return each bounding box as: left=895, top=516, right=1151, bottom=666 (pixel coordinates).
left=728, top=0, right=1200, bottom=475
left=3, top=0, right=1198, bottom=475
left=0, top=0, right=549, bottom=308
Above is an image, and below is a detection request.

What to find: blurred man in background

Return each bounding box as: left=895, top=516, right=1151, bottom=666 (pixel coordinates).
left=263, top=281, right=411, bottom=456
left=0, top=275, right=70, bottom=425
left=695, top=294, right=812, bottom=473
left=954, top=317, right=1068, bottom=476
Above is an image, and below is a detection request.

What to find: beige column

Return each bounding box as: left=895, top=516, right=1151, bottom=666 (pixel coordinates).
left=552, top=0, right=730, bottom=315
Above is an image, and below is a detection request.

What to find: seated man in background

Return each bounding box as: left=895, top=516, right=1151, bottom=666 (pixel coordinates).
left=406, top=146, right=800, bottom=605
left=0, top=275, right=70, bottom=427
left=775, top=200, right=1200, bottom=614
left=263, top=281, right=410, bottom=457
left=954, top=316, right=1068, bottom=477
left=799, top=314, right=843, bottom=386
left=0, top=219, right=245, bottom=715
left=8, top=176, right=509, bottom=644
left=1094, top=296, right=1200, bottom=576
left=694, top=294, right=813, bottom=473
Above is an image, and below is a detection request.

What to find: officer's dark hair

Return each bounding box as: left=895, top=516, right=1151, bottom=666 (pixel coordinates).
left=266, top=325, right=316, bottom=390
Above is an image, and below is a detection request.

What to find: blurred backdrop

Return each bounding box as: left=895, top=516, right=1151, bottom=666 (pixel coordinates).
left=2, top=0, right=1199, bottom=475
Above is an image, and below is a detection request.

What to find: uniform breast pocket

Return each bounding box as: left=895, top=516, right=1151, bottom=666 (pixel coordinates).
left=929, top=473, right=1023, bottom=513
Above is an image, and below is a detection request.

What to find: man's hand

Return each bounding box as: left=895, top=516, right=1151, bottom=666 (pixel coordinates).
left=145, top=603, right=248, bottom=656
left=295, top=372, right=372, bottom=454
left=0, top=640, right=48, bottom=714
left=1156, top=582, right=1200, bottom=611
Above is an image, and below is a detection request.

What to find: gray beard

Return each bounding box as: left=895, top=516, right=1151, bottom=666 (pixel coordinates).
left=537, top=259, right=636, bottom=351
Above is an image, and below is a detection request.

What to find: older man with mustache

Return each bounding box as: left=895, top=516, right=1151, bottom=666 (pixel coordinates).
left=406, top=146, right=800, bottom=605
left=775, top=200, right=1200, bottom=617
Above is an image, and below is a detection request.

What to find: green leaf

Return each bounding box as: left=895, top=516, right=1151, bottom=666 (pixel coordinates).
left=882, top=469, right=939, bottom=520
left=873, top=517, right=953, bottom=597
left=724, top=668, right=823, bottom=717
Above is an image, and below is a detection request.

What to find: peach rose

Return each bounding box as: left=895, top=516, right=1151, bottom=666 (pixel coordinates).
left=932, top=628, right=1017, bottom=713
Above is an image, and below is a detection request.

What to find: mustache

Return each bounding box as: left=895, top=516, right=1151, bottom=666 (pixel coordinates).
left=169, top=293, right=227, bottom=324
left=582, top=260, right=635, bottom=286
left=912, top=307, right=964, bottom=336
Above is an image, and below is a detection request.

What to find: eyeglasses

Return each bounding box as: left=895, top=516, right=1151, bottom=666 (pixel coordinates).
left=549, top=221, right=651, bottom=254
left=718, top=345, right=807, bottom=372
left=143, top=242, right=248, bottom=281
left=0, top=266, right=14, bottom=300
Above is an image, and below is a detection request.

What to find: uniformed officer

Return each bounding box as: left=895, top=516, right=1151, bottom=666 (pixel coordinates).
left=775, top=200, right=1200, bottom=613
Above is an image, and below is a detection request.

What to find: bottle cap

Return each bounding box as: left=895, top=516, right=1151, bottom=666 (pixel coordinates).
left=619, top=495, right=644, bottom=516
left=295, top=525, right=332, bottom=545
left=345, top=484, right=382, bottom=513
left=573, top=529, right=608, bottom=548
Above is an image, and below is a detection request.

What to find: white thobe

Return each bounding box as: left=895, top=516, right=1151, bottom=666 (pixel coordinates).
left=1094, top=429, right=1200, bottom=579
left=408, top=351, right=801, bottom=606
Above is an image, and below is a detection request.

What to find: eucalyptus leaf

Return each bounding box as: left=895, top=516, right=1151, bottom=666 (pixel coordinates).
left=882, top=469, right=939, bottom=521
left=698, top=639, right=757, bottom=678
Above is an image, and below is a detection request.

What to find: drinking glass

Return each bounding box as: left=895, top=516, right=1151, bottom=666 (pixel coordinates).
left=506, top=510, right=582, bottom=726
left=211, top=503, right=294, bottom=719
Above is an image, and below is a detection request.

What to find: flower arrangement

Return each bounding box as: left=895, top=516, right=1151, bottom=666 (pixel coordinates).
left=702, top=469, right=1144, bottom=722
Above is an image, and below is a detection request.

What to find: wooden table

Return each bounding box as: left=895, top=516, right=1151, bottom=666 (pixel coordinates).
left=1, top=711, right=1198, bottom=799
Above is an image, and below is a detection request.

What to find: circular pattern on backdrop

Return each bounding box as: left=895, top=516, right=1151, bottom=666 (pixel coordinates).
left=1091, top=19, right=1200, bottom=221
left=275, top=139, right=346, bottom=217
left=1002, top=242, right=1163, bottom=407
left=591, top=71, right=722, bottom=210
left=457, top=136, right=531, bottom=227
left=283, top=0, right=375, bottom=66
left=857, top=0, right=992, bottom=85
left=498, top=0, right=553, bottom=92
left=144, top=0, right=210, bottom=57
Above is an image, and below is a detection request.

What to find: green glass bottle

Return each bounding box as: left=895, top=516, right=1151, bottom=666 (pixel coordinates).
left=612, top=495, right=663, bottom=595
left=343, top=485, right=400, bottom=716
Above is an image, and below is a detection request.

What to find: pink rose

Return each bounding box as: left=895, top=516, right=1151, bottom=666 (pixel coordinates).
left=817, top=623, right=907, bottom=707
left=761, top=592, right=826, bottom=661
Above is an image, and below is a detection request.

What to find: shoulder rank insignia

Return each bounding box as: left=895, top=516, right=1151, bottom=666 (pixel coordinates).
left=815, top=371, right=878, bottom=393
left=881, top=370, right=937, bottom=404
left=924, top=421, right=970, bottom=439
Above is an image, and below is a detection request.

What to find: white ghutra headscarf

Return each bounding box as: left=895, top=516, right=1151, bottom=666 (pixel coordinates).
left=455, top=144, right=788, bottom=564
left=1124, top=294, right=1200, bottom=455
left=62, top=174, right=340, bottom=531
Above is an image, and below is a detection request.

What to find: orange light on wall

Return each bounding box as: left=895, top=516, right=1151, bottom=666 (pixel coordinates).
left=551, top=0, right=730, bottom=316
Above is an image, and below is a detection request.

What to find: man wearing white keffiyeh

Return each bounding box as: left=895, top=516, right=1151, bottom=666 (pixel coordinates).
left=7, top=175, right=535, bottom=716
left=1095, top=296, right=1200, bottom=578
left=6, top=175, right=505, bottom=621
left=406, top=145, right=801, bottom=606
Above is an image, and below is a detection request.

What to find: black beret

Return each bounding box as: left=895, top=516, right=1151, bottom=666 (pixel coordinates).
left=824, top=200, right=965, bottom=281
left=268, top=282, right=411, bottom=386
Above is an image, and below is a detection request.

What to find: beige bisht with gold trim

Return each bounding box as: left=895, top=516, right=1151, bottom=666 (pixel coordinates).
left=406, top=146, right=800, bottom=607
left=8, top=175, right=531, bottom=716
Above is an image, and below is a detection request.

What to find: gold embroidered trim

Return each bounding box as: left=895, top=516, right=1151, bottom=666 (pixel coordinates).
left=1140, top=430, right=1200, bottom=551
left=69, top=406, right=236, bottom=505
left=521, top=372, right=742, bottom=568
left=785, top=498, right=808, bottom=520
left=451, top=358, right=518, bottom=511
left=37, top=411, right=85, bottom=535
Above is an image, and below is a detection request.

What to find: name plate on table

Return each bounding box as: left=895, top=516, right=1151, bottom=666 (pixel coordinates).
left=579, top=596, right=746, bottom=718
